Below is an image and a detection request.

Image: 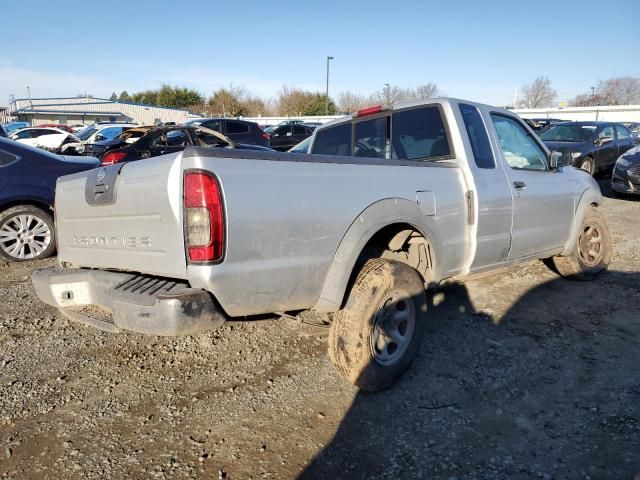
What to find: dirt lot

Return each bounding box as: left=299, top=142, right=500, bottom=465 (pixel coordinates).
left=0, top=182, right=638, bottom=480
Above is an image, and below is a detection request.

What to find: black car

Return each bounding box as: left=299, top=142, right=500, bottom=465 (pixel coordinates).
left=0, top=137, right=98, bottom=261
left=612, top=145, right=640, bottom=196
left=539, top=121, right=636, bottom=176
left=623, top=122, right=640, bottom=139
left=100, top=125, right=273, bottom=165
left=83, top=127, right=153, bottom=158
left=183, top=118, right=269, bottom=147
left=269, top=124, right=316, bottom=151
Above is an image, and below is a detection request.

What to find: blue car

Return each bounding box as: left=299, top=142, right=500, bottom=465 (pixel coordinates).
left=0, top=137, right=99, bottom=261
left=2, top=122, right=30, bottom=134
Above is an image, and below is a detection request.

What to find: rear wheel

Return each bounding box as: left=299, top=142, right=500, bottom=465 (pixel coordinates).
left=328, top=259, right=427, bottom=391
left=579, top=156, right=595, bottom=176
left=547, top=207, right=611, bottom=280
left=0, top=206, right=55, bottom=261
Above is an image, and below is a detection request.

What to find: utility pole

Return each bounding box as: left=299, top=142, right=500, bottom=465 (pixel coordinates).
left=325, top=56, right=334, bottom=115
left=384, top=83, right=390, bottom=107
left=590, top=86, right=595, bottom=105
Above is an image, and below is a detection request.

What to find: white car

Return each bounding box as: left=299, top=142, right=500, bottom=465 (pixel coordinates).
left=61, top=123, right=137, bottom=154
left=10, top=127, right=78, bottom=151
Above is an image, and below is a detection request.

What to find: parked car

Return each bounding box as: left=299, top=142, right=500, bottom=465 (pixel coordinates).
left=9, top=127, right=79, bottom=152
left=32, top=98, right=610, bottom=392
left=183, top=118, right=269, bottom=147
left=288, top=136, right=312, bottom=153
left=611, top=145, right=640, bottom=196
left=269, top=124, right=317, bottom=151
left=525, top=118, right=567, bottom=131
left=38, top=124, right=75, bottom=133
left=2, top=122, right=30, bottom=134
left=83, top=126, right=153, bottom=158
left=100, top=125, right=273, bottom=165
left=622, top=122, right=640, bottom=139
left=0, top=137, right=99, bottom=261
left=539, top=121, right=636, bottom=175
left=61, top=123, right=138, bottom=155
left=0, top=124, right=6, bottom=138
left=70, top=124, right=87, bottom=132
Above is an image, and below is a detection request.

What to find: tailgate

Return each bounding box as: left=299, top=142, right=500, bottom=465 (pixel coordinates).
left=56, top=153, right=187, bottom=279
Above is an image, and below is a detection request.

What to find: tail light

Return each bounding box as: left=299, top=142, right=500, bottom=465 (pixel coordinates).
left=101, top=151, right=127, bottom=165
left=352, top=105, right=386, bottom=118
left=183, top=171, right=224, bottom=263
left=262, top=133, right=270, bottom=140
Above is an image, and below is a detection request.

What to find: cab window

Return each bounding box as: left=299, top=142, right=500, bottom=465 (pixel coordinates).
left=491, top=114, right=547, bottom=170
left=312, top=123, right=352, bottom=156
left=391, top=106, right=451, bottom=160
left=354, top=116, right=388, bottom=159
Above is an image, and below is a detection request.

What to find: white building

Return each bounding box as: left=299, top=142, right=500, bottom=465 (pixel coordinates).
left=8, top=96, right=200, bottom=126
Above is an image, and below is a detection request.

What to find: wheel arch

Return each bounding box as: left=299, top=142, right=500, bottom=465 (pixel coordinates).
left=0, top=197, right=54, bottom=215
left=561, top=187, right=603, bottom=256
left=313, top=198, right=442, bottom=312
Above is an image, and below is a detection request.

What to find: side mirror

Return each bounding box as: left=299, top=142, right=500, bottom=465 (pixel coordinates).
left=550, top=150, right=571, bottom=169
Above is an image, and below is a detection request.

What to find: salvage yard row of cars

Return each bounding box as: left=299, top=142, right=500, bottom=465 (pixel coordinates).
left=1, top=99, right=640, bottom=390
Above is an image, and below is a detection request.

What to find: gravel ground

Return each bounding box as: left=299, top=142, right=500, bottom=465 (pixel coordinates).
left=0, top=181, right=638, bottom=480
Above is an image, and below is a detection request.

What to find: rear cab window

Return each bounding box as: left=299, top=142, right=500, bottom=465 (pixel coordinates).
left=312, top=104, right=453, bottom=161
left=312, top=123, right=352, bottom=156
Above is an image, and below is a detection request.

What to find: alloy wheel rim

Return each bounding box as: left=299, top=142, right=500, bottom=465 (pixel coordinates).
left=577, top=223, right=603, bottom=267
left=370, top=289, right=416, bottom=366
left=0, top=214, right=51, bottom=260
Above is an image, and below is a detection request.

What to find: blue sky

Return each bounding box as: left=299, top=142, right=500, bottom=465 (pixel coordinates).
left=2, top=0, right=638, bottom=106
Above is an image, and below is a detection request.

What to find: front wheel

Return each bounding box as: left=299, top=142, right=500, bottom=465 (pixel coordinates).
left=546, top=207, right=612, bottom=280
left=0, top=206, right=56, bottom=261
left=328, top=259, right=427, bottom=391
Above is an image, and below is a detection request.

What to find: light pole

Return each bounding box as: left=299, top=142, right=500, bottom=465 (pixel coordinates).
left=590, top=86, right=595, bottom=105
left=384, top=83, right=390, bottom=107
left=325, top=56, right=334, bottom=115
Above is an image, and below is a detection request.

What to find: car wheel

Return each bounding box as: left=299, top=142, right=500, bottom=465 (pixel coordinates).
left=328, top=259, right=427, bottom=391
left=0, top=206, right=56, bottom=262
left=546, top=207, right=611, bottom=280
left=579, top=156, right=595, bottom=176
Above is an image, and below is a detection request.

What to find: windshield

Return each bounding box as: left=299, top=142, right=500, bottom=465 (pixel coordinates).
left=75, top=126, right=98, bottom=141
left=540, top=125, right=596, bottom=142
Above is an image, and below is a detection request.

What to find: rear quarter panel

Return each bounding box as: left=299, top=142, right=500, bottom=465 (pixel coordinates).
left=183, top=151, right=468, bottom=316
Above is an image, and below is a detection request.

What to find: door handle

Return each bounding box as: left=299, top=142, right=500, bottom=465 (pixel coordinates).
left=513, top=181, right=526, bottom=190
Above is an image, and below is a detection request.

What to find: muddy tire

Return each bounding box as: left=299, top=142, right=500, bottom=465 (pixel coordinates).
left=328, top=259, right=427, bottom=391
left=0, top=205, right=55, bottom=261
left=547, top=207, right=611, bottom=280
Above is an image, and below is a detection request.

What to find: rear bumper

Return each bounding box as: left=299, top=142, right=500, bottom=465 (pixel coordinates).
left=32, top=268, right=226, bottom=336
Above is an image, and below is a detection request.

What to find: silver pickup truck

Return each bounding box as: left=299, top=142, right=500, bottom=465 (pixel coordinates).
left=32, top=98, right=612, bottom=391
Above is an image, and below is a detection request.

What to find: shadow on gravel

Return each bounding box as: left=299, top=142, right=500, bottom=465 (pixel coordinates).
left=300, top=271, right=640, bottom=480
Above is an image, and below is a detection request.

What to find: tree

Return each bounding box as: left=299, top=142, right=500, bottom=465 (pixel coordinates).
left=569, top=93, right=606, bottom=107
left=155, top=85, right=204, bottom=109
left=518, top=76, right=557, bottom=108
left=415, top=83, right=442, bottom=99
left=118, top=91, right=131, bottom=102
left=372, top=85, right=414, bottom=107
left=595, top=77, right=640, bottom=105
left=275, top=86, right=337, bottom=116
left=337, top=90, right=368, bottom=114
left=109, top=92, right=117, bottom=101
left=209, top=85, right=249, bottom=117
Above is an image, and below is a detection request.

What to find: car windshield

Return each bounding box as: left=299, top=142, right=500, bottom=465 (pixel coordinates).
left=75, top=126, right=98, bottom=141
left=539, top=125, right=596, bottom=142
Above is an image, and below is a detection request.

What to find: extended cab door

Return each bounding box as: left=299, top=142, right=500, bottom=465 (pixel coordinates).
left=458, top=103, right=513, bottom=270
left=489, top=113, right=575, bottom=260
